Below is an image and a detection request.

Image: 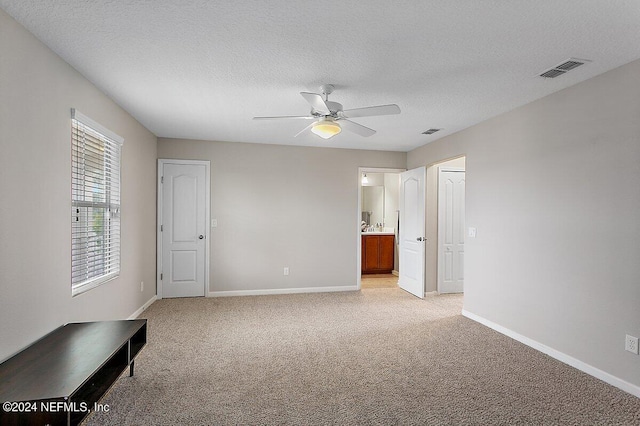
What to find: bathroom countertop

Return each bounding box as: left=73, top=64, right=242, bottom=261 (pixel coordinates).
left=361, top=231, right=395, bottom=235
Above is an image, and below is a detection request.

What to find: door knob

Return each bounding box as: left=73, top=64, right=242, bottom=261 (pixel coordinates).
left=416, top=237, right=425, bottom=241
left=199, top=235, right=204, bottom=239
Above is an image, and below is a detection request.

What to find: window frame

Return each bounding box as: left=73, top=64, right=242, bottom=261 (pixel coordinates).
left=71, top=109, right=124, bottom=296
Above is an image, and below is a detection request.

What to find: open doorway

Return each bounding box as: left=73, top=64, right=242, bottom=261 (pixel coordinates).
left=357, top=167, right=404, bottom=290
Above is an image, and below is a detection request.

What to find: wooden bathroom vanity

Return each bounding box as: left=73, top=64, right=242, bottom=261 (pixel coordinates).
left=361, top=233, right=395, bottom=274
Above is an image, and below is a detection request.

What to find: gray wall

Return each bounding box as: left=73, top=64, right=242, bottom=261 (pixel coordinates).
left=158, top=138, right=406, bottom=294
left=408, top=59, right=640, bottom=389
left=0, top=9, right=158, bottom=362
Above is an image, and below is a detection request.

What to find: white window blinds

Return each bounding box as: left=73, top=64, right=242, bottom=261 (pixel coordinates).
left=71, top=109, right=124, bottom=296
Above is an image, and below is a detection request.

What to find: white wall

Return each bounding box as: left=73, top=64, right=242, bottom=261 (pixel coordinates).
left=157, top=138, right=406, bottom=294
left=383, top=173, right=400, bottom=271
left=0, top=9, right=157, bottom=362
left=408, top=59, right=640, bottom=392
left=362, top=172, right=385, bottom=187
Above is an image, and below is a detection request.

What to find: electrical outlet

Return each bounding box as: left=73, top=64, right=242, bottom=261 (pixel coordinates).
left=283, top=267, right=289, bottom=276
left=140, top=281, right=144, bottom=292
left=625, top=334, right=639, bottom=355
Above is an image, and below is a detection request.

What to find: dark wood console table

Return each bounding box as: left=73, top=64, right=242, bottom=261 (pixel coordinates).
left=0, top=319, right=146, bottom=426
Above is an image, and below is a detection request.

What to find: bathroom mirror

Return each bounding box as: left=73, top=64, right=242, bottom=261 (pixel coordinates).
left=362, top=186, right=384, bottom=226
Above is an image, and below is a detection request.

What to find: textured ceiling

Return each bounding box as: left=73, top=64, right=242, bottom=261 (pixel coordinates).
left=2, top=1, right=640, bottom=152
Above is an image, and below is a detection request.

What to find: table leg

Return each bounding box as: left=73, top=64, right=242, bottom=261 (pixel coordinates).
left=129, top=360, right=135, bottom=377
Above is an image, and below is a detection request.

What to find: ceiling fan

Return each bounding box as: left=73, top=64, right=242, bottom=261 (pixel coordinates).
left=253, top=84, right=401, bottom=139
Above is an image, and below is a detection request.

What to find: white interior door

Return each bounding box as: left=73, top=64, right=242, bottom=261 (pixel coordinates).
left=160, top=161, right=208, bottom=298
left=438, top=168, right=465, bottom=293
left=399, top=167, right=426, bottom=298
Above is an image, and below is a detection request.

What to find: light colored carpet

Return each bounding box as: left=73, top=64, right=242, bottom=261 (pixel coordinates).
left=85, top=289, right=640, bottom=425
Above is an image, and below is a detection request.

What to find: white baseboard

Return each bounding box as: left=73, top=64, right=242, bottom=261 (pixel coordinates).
left=128, top=295, right=157, bottom=319
left=209, top=285, right=358, bottom=298
left=392, top=270, right=399, bottom=276
left=462, top=309, right=640, bottom=398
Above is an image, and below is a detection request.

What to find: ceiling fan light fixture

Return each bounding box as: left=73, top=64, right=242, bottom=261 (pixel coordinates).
left=311, top=119, right=341, bottom=139
left=253, top=85, right=399, bottom=138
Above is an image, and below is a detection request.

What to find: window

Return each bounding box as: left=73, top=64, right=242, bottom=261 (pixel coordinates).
left=71, top=109, right=123, bottom=296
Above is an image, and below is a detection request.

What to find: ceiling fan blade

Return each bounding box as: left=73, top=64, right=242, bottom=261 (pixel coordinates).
left=341, top=104, right=401, bottom=118
left=339, top=119, right=376, bottom=137
left=253, top=115, right=314, bottom=120
left=300, top=92, right=331, bottom=114
left=294, top=122, right=316, bottom=137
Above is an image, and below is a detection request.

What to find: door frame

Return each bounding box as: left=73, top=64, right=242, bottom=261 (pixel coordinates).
left=157, top=159, right=211, bottom=299
left=437, top=166, right=465, bottom=294
left=357, top=167, right=405, bottom=290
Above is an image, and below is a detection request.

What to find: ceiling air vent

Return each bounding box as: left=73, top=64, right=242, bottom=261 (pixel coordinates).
left=555, top=59, right=585, bottom=71
left=540, top=68, right=567, bottom=79
left=422, top=128, right=441, bottom=135
left=539, top=57, right=590, bottom=79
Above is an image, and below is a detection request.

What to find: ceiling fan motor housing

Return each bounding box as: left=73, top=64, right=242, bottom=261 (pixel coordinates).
left=313, top=101, right=343, bottom=117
